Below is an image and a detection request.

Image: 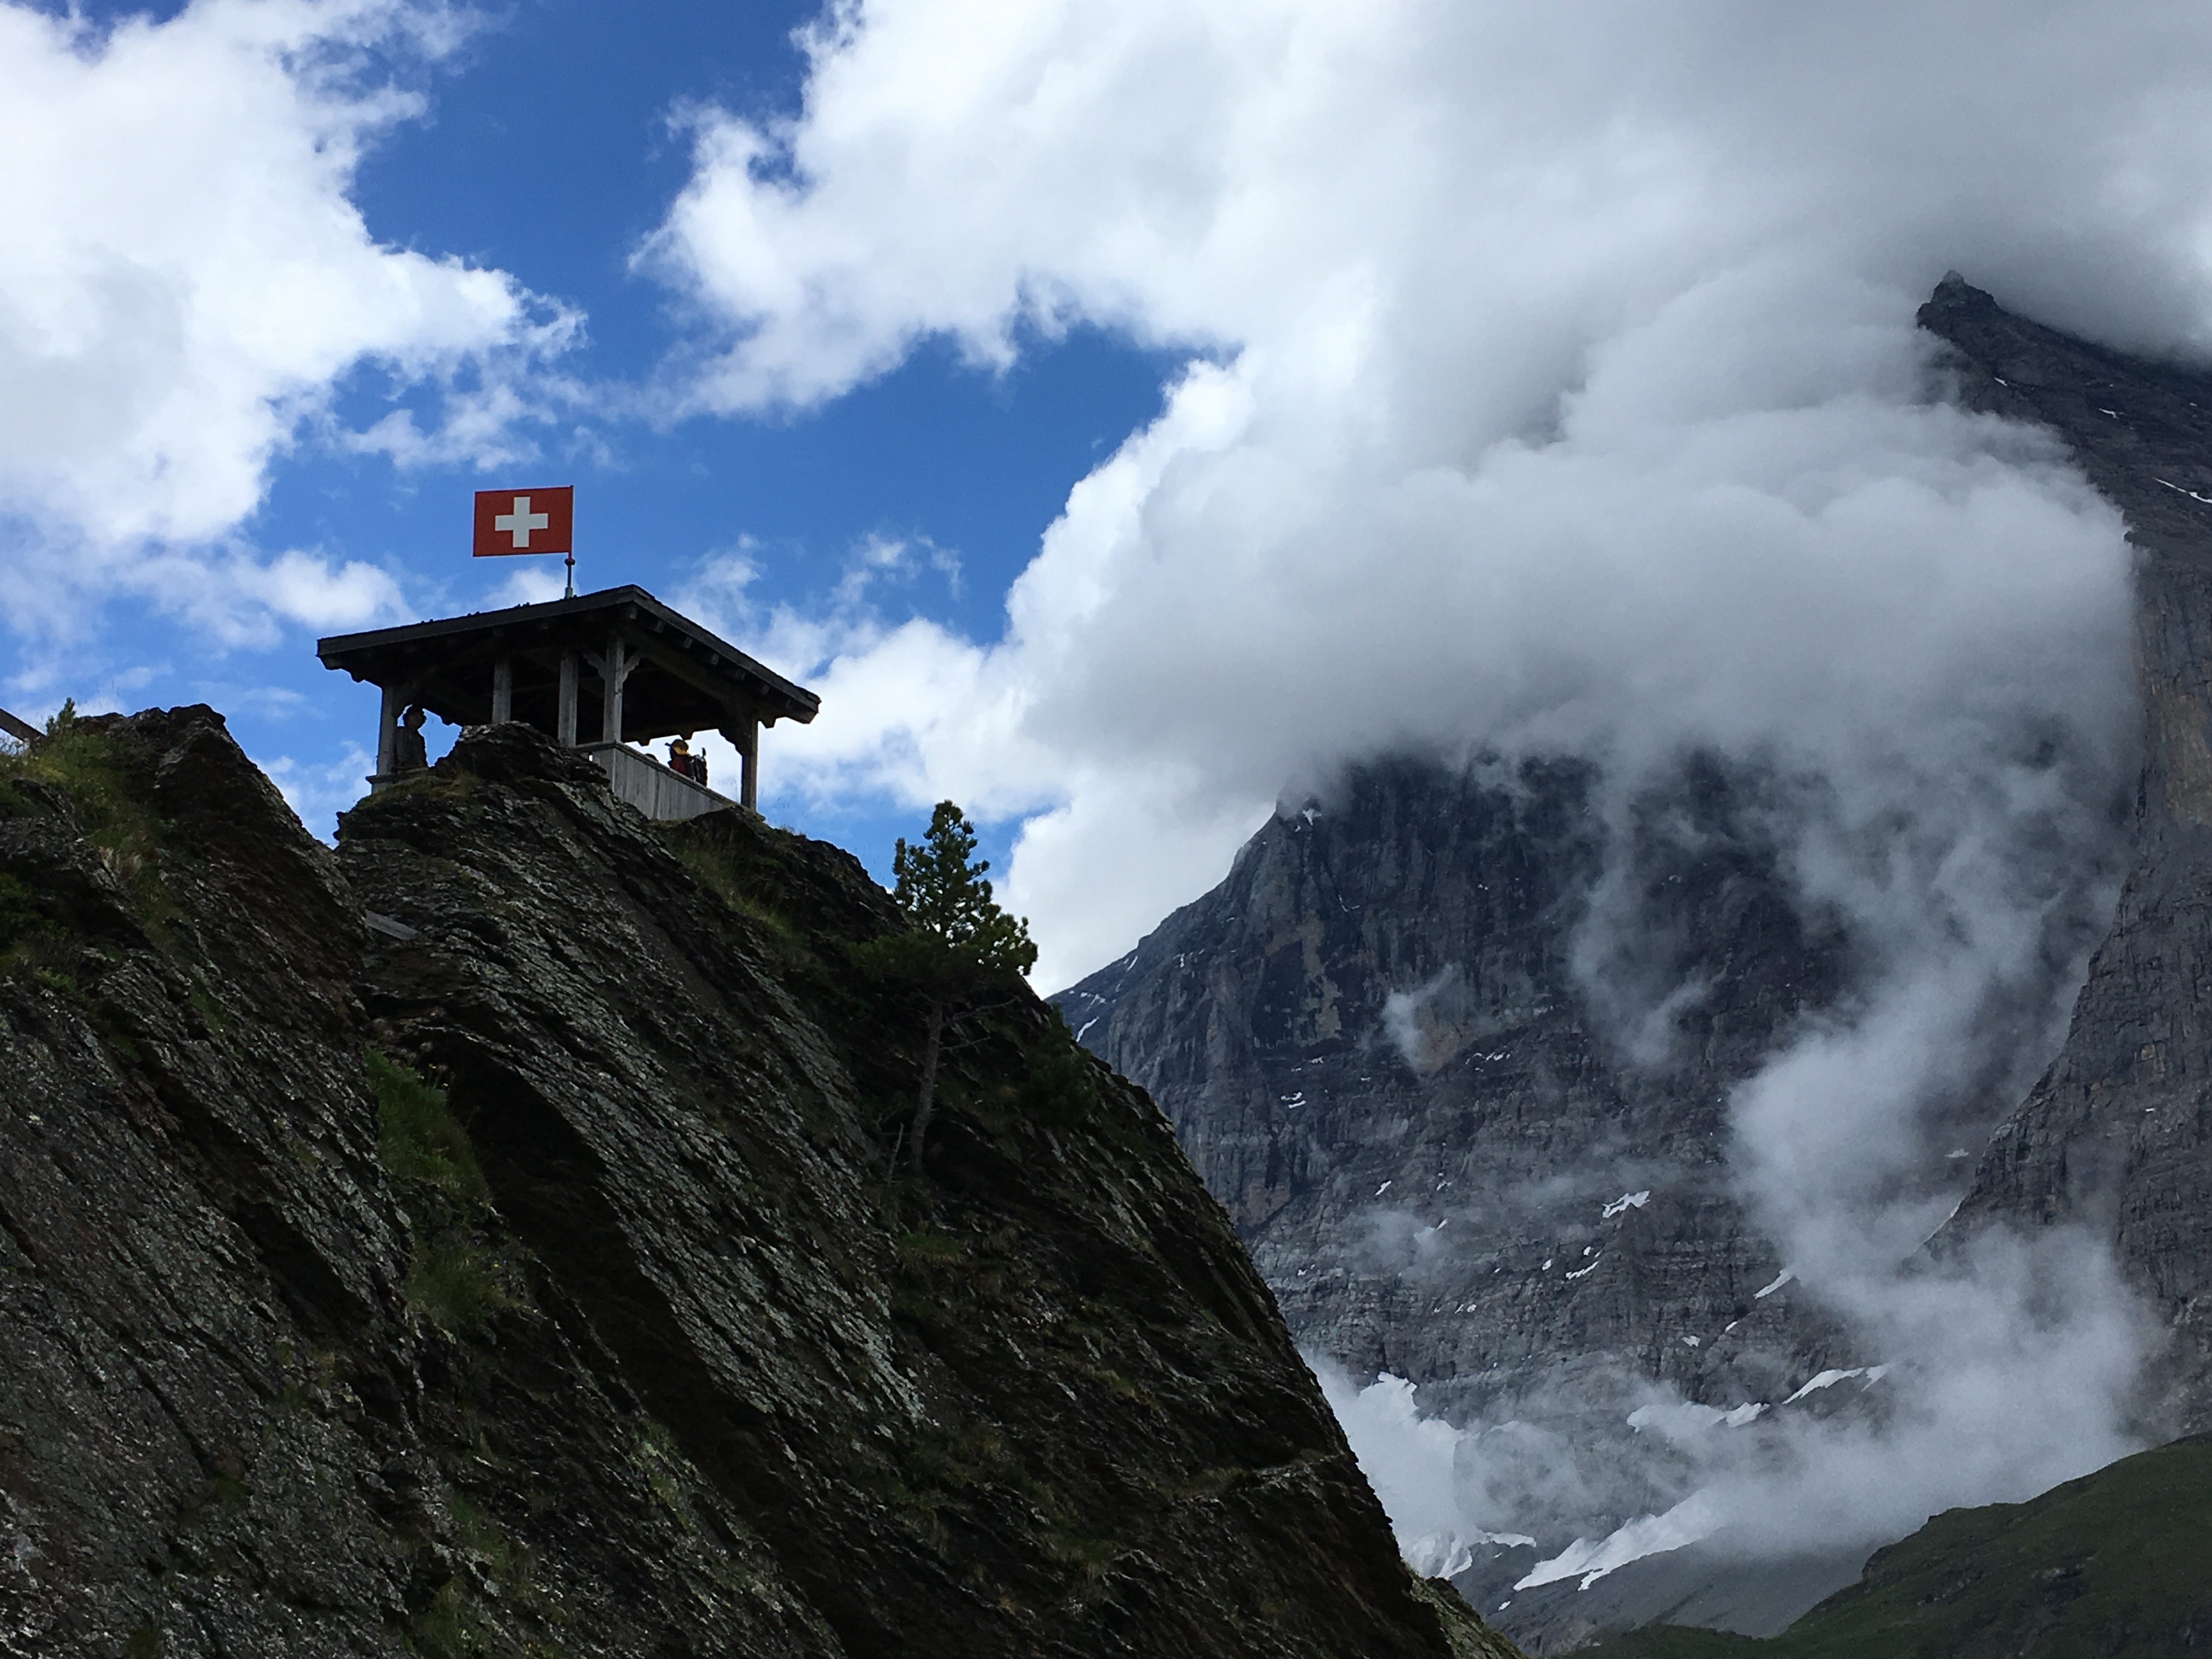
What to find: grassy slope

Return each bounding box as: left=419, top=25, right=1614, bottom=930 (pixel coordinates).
left=1584, top=1435, right=2212, bottom=1659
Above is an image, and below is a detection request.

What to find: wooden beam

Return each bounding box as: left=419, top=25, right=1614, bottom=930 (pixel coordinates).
left=602, top=636, right=628, bottom=747
left=375, top=682, right=402, bottom=784
left=723, top=718, right=760, bottom=812
left=557, top=652, right=579, bottom=745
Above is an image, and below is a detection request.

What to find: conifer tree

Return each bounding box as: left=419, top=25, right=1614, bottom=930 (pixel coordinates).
left=876, top=801, right=1035, bottom=1175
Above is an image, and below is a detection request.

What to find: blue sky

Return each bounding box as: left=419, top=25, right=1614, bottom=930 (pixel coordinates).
left=6, top=0, right=2212, bottom=989
left=9, top=0, right=1172, bottom=899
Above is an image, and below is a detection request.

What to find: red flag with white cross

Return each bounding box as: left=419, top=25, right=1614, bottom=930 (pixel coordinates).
left=472, top=487, right=574, bottom=557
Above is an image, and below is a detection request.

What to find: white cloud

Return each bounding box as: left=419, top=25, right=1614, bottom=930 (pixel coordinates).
left=644, top=0, right=2202, bottom=988
left=1322, top=1224, right=2152, bottom=1590
left=641, top=0, right=2196, bottom=1569
left=0, top=0, right=570, bottom=641
left=258, top=546, right=408, bottom=630
left=262, top=734, right=378, bottom=831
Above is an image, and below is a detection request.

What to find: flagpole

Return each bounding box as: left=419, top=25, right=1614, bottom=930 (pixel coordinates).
left=565, top=551, right=575, bottom=599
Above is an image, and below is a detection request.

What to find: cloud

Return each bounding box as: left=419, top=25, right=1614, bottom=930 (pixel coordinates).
left=263, top=734, right=379, bottom=828
left=0, top=0, right=571, bottom=641
left=642, top=0, right=2195, bottom=990
left=641, top=0, right=2194, bottom=1581
left=1321, top=1223, right=2153, bottom=1594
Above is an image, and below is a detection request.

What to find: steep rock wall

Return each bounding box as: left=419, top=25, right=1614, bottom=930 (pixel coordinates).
left=0, top=709, right=1512, bottom=1659
left=1920, top=274, right=2212, bottom=1432
left=1058, top=755, right=1862, bottom=1546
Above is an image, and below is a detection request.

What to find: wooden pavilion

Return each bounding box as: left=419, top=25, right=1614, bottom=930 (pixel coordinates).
left=317, top=586, right=819, bottom=819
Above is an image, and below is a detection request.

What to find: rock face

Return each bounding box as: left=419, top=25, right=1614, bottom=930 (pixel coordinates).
left=1920, top=274, right=2212, bottom=1433
left=0, top=709, right=1514, bottom=1659
left=1057, top=755, right=1864, bottom=1550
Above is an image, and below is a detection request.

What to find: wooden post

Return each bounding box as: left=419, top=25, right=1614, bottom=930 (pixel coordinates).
left=602, top=636, right=628, bottom=746
left=723, top=718, right=759, bottom=811
left=491, top=656, right=512, bottom=724
left=376, top=682, right=402, bottom=782
left=557, top=652, right=579, bottom=745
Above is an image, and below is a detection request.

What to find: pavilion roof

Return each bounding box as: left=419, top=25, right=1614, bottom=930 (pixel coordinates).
left=317, top=585, right=819, bottom=741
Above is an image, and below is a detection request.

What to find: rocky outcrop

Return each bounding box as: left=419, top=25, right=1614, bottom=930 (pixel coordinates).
left=0, top=708, right=1514, bottom=1658
left=1920, top=275, right=2212, bottom=1433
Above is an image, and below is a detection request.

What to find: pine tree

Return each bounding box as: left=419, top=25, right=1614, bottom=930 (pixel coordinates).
left=874, top=802, right=1035, bottom=1176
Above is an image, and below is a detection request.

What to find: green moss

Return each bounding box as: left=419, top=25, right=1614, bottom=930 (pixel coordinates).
left=405, top=1490, right=562, bottom=1658
left=410, top=1578, right=506, bottom=1659
left=889, top=1419, right=1055, bottom=1516
left=450, top=1492, right=534, bottom=1592
left=122, top=1623, right=162, bottom=1659
left=631, top=1417, right=692, bottom=1514
left=186, top=977, right=233, bottom=1035
left=0, top=871, right=75, bottom=988
left=891, top=1219, right=1034, bottom=1317
left=404, top=1242, right=514, bottom=1336
left=371, top=1049, right=492, bottom=1208
left=1085, top=1365, right=1161, bottom=1413
left=0, top=706, right=178, bottom=931
left=0, top=873, right=38, bottom=945
left=895, top=1228, right=968, bottom=1266
left=1043, top=1529, right=1121, bottom=1601
left=368, top=1050, right=515, bottom=1336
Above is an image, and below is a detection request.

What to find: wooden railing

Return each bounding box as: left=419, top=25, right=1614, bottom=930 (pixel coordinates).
left=577, top=742, right=736, bottom=822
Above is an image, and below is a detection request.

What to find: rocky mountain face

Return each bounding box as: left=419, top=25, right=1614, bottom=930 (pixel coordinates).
left=1919, top=274, right=2212, bottom=1432
left=0, top=709, right=1515, bottom=1659
left=1055, top=757, right=1880, bottom=1604
left=1059, top=278, right=2212, bottom=1645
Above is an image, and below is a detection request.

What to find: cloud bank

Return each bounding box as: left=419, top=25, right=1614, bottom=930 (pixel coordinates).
left=0, top=0, right=566, bottom=647
left=644, top=0, right=2204, bottom=1589
left=647, top=0, right=2207, bottom=989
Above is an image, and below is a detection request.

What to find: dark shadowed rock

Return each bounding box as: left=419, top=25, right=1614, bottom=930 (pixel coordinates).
left=0, top=708, right=1519, bottom=1658
left=1920, top=273, right=2212, bottom=1434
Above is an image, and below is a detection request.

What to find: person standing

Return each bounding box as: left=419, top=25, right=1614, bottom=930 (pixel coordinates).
left=393, top=706, right=429, bottom=774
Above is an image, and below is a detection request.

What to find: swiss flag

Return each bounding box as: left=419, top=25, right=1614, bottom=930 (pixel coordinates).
left=473, top=487, right=574, bottom=556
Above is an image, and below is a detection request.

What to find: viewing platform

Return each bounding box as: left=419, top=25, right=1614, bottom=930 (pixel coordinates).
left=318, top=585, right=819, bottom=819
left=580, top=740, right=733, bottom=821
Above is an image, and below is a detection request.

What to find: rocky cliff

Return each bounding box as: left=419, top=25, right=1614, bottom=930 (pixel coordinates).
left=1919, top=274, right=2212, bottom=1432
left=1055, top=755, right=1876, bottom=1605
left=0, top=708, right=1515, bottom=1659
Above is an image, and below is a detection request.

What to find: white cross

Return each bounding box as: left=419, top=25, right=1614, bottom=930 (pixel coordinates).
left=494, top=496, right=551, bottom=548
